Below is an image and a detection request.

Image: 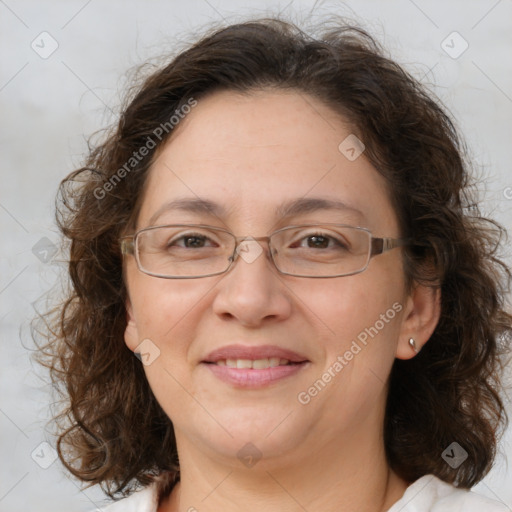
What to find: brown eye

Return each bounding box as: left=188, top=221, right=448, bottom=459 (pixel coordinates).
left=305, top=235, right=331, bottom=249
left=290, top=232, right=349, bottom=250
left=171, top=235, right=210, bottom=248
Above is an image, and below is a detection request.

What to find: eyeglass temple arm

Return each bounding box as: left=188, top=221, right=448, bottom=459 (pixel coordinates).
left=120, top=237, right=135, bottom=255
left=370, top=237, right=412, bottom=256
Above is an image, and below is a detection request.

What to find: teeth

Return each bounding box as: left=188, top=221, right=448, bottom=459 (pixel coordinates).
left=217, top=358, right=291, bottom=369
left=253, top=358, right=270, bottom=369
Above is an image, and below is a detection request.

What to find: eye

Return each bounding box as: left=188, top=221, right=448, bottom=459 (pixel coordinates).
left=303, top=234, right=334, bottom=249
left=168, top=232, right=217, bottom=249
left=290, top=231, right=349, bottom=250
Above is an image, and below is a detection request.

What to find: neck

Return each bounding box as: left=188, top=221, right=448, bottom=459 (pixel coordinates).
left=159, top=423, right=408, bottom=512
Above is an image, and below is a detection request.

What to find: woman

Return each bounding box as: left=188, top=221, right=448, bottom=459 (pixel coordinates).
left=37, top=17, right=512, bottom=511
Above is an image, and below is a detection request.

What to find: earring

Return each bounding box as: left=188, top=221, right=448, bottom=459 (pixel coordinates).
left=409, top=338, right=419, bottom=354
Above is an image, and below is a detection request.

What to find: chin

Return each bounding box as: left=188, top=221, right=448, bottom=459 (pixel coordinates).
left=179, top=404, right=309, bottom=464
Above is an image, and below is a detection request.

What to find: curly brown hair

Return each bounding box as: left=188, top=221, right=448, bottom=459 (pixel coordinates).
left=34, top=17, right=512, bottom=499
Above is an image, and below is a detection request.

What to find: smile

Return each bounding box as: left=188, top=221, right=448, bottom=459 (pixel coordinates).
left=213, top=358, right=294, bottom=369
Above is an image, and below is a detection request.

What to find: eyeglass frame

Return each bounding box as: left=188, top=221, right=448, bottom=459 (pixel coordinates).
left=120, top=223, right=413, bottom=279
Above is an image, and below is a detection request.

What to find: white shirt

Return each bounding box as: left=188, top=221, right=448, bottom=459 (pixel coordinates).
left=98, top=474, right=510, bottom=511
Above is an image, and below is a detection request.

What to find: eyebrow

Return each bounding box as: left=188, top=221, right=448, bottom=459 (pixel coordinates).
left=148, top=196, right=365, bottom=226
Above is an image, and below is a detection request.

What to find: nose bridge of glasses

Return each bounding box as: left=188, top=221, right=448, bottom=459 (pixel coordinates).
left=230, top=234, right=274, bottom=264
left=233, top=234, right=272, bottom=247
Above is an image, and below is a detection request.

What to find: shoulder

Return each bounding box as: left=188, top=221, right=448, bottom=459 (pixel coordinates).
left=388, top=474, right=510, bottom=512
left=93, top=483, right=159, bottom=512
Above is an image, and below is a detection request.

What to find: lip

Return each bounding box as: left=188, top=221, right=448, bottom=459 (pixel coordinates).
left=203, top=344, right=309, bottom=364
left=204, top=363, right=308, bottom=387
left=201, top=344, right=310, bottom=388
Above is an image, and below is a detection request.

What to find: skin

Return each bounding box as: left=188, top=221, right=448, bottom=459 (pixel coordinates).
left=123, top=89, right=441, bottom=512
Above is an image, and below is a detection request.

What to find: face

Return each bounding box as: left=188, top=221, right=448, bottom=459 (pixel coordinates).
left=123, top=90, right=430, bottom=469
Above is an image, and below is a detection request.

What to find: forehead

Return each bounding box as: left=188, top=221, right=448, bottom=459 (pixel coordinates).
left=137, top=90, right=398, bottom=233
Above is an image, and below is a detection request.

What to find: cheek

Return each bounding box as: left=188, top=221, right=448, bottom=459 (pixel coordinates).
left=130, top=278, right=208, bottom=418
left=310, top=262, right=405, bottom=357
left=129, top=274, right=208, bottom=339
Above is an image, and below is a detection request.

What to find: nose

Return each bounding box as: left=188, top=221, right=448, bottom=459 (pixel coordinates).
left=211, top=238, right=292, bottom=327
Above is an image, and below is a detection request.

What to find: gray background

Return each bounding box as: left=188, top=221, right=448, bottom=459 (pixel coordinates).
left=1, top=0, right=511, bottom=510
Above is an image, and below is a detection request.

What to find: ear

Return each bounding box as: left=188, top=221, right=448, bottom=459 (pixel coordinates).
left=124, top=297, right=140, bottom=352
left=396, top=283, right=441, bottom=360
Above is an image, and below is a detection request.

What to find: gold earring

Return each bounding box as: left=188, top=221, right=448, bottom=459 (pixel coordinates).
left=409, top=338, right=419, bottom=354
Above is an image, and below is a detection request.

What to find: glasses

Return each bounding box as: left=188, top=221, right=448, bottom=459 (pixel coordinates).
left=120, top=223, right=412, bottom=279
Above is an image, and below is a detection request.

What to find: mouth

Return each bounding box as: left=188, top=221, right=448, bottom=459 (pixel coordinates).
left=201, top=344, right=309, bottom=388
left=208, top=357, right=300, bottom=369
